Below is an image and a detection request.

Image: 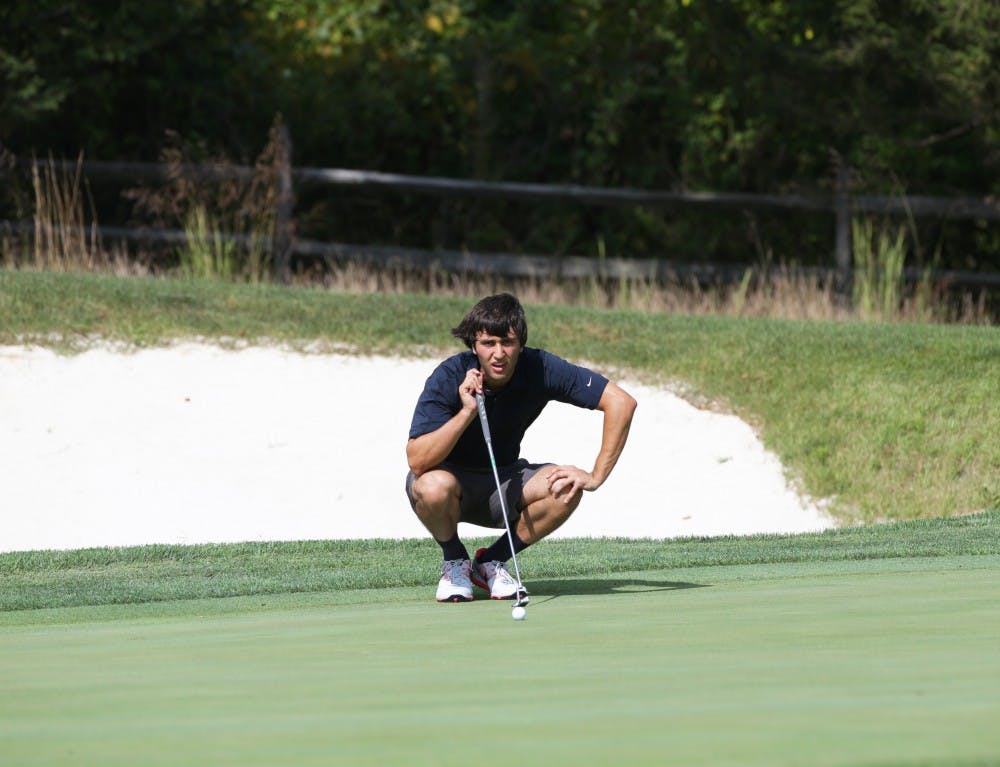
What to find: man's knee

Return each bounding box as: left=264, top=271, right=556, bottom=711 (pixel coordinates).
left=411, top=470, right=460, bottom=511
left=568, top=489, right=584, bottom=512
left=551, top=491, right=583, bottom=517
left=522, top=471, right=583, bottom=514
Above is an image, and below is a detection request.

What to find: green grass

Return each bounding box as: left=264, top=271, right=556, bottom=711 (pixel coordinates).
left=2, top=513, right=998, bottom=613
left=2, top=554, right=998, bottom=767
left=3, top=271, right=998, bottom=765
left=2, top=269, right=998, bottom=522
left=2, top=509, right=998, bottom=766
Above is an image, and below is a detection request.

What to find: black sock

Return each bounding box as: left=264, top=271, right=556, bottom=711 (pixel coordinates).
left=436, top=533, right=469, bottom=562
left=476, top=528, right=528, bottom=564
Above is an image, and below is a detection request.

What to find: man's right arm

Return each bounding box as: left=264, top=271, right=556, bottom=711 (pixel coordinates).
left=406, top=407, right=477, bottom=476
left=406, top=367, right=483, bottom=476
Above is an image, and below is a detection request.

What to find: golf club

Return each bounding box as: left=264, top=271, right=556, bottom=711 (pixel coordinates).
left=475, top=391, right=530, bottom=608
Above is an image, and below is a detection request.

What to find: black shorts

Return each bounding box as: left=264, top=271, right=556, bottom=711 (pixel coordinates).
left=405, top=459, right=550, bottom=529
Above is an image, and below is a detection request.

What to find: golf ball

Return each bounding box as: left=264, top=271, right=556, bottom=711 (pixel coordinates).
left=511, top=605, right=527, bottom=621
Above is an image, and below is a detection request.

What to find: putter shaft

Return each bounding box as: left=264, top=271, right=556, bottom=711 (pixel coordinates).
left=475, top=392, right=528, bottom=602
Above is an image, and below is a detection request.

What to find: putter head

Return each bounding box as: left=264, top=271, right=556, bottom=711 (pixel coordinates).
left=515, top=590, right=530, bottom=607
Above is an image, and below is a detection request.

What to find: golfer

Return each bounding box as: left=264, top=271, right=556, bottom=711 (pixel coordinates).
left=405, top=293, right=637, bottom=602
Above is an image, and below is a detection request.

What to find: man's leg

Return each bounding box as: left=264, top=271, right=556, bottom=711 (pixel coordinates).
left=515, top=466, right=582, bottom=544
left=475, top=463, right=582, bottom=557
left=408, top=469, right=474, bottom=602
left=409, top=469, right=465, bottom=549
left=473, top=465, right=582, bottom=598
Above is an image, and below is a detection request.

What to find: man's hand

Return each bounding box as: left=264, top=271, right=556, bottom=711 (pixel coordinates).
left=545, top=464, right=598, bottom=504
left=407, top=368, right=483, bottom=477
left=459, top=368, right=483, bottom=412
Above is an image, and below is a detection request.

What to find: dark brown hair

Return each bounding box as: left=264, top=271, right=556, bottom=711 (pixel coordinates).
left=450, top=293, right=528, bottom=349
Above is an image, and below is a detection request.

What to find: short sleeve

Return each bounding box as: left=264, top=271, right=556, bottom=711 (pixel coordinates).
left=540, top=350, right=608, bottom=409
left=408, top=354, right=471, bottom=440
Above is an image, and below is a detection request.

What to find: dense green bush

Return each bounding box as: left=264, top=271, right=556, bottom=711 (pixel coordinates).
left=2, top=1, right=998, bottom=272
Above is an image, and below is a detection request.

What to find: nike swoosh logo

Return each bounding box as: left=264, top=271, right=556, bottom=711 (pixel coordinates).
left=586, top=376, right=592, bottom=387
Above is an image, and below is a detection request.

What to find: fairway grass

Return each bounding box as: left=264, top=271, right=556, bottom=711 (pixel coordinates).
left=2, top=555, right=998, bottom=767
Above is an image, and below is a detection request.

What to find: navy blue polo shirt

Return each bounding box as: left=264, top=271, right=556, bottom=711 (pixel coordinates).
left=408, top=347, right=609, bottom=469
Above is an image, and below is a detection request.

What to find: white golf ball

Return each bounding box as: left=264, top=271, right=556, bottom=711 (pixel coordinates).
left=511, top=605, right=527, bottom=621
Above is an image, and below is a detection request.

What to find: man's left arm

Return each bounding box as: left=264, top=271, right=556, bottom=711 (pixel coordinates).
left=589, top=381, right=638, bottom=488
left=546, top=380, right=637, bottom=501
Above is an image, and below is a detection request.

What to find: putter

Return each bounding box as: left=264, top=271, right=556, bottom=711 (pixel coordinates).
left=475, top=391, right=530, bottom=607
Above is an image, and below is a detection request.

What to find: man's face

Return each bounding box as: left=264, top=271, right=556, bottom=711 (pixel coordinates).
left=473, top=329, right=522, bottom=389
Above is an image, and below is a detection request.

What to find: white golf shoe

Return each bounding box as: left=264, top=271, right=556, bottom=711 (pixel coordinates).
left=472, top=549, right=523, bottom=600
left=436, top=558, right=474, bottom=603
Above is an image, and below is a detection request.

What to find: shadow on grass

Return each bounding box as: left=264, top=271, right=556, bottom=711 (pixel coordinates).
left=527, top=577, right=709, bottom=602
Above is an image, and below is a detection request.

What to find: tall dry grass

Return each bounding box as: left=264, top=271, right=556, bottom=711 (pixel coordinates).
left=1, top=153, right=147, bottom=276
left=313, top=259, right=992, bottom=324
left=125, top=125, right=280, bottom=283
left=2, top=142, right=992, bottom=325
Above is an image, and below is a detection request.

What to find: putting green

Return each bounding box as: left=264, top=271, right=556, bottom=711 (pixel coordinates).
left=2, top=555, right=998, bottom=767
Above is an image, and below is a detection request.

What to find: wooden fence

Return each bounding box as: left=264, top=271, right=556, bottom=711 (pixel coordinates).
left=7, top=138, right=1000, bottom=288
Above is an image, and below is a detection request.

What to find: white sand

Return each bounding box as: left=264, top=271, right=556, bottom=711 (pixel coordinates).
left=0, top=343, right=833, bottom=553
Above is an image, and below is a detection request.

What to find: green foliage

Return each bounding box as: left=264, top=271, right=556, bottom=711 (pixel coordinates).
left=852, top=216, right=907, bottom=320
left=179, top=206, right=236, bottom=280
left=0, top=48, right=66, bottom=135
left=1, top=1, right=998, bottom=266
left=0, top=1, right=268, bottom=159
left=126, top=122, right=283, bottom=282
